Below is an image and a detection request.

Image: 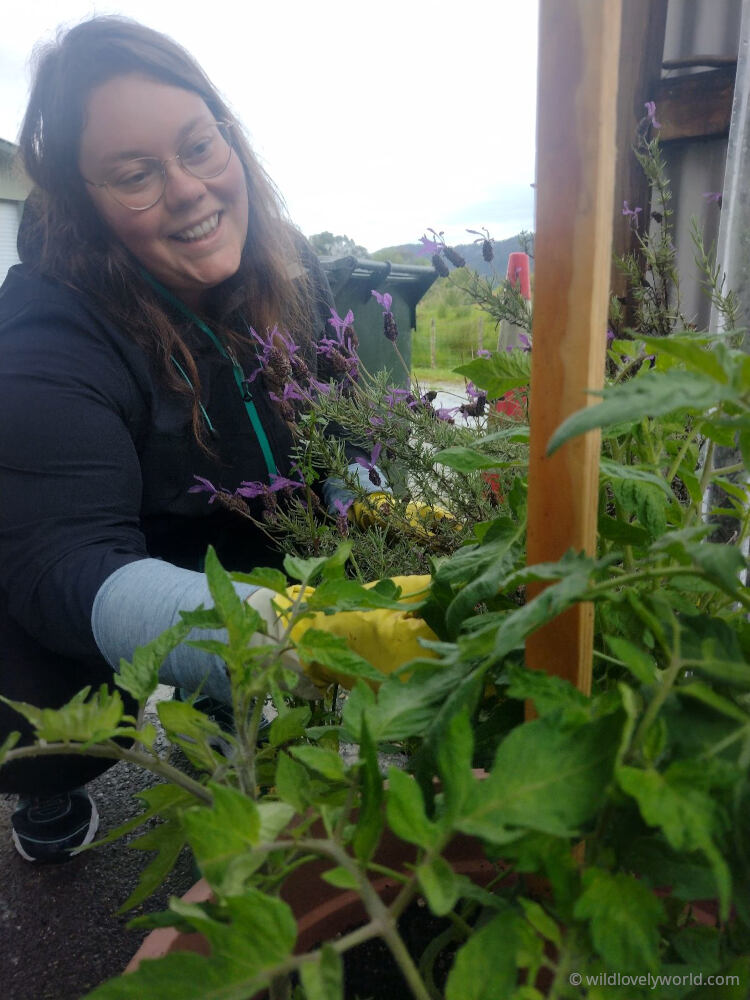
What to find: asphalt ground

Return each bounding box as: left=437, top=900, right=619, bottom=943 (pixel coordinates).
left=0, top=689, right=196, bottom=1000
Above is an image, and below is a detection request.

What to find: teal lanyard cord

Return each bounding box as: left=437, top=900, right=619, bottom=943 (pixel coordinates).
left=141, top=270, right=277, bottom=478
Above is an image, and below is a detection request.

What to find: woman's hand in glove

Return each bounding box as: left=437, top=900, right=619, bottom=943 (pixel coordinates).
left=351, top=495, right=458, bottom=540
left=273, top=575, right=438, bottom=690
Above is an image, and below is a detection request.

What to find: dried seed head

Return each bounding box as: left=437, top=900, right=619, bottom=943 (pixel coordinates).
left=482, top=239, right=494, bottom=262
left=460, top=392, right=487, bottom=418
left=368, top=467, right=382, bottom=487
left=266, top=346, right=292, bottom=385
left=432, top=253, right=450, bottom=278
left=330, top=348, right=350, bottom=373
left=383, top=312, right=399, bottom=342
left=443, top=246, right=466, bottom=268
left=291, top=354, right=310, bottom=381
left=343, top=325, right=359, bottom=354
left=280, top=400, right=296, bottom=422
left=262, top=490, right=277, bottom=512
left=336, top=515, right=349, bottom=537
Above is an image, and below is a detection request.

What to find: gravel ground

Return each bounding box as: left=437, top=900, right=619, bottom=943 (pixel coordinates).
left=0, top=688, right=196, bottom=1000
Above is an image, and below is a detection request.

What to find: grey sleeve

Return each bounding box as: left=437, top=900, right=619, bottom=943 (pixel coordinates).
left=91, top=558, right=258, bottom=703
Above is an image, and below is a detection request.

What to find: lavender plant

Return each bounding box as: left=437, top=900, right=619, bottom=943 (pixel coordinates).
left=190, top=297, right=527, bottom=582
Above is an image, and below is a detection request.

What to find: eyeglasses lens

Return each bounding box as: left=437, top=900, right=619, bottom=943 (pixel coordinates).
left=108, top=123, right=232, bottom=210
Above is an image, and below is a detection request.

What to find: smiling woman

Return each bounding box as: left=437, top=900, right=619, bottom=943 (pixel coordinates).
left=0, top=15, right=401, bottom=864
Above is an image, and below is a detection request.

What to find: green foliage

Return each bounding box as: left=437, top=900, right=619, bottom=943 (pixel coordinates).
left=573, top=868, right=665, bottom=973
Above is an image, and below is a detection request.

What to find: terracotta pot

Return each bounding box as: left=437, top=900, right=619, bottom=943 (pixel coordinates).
left=127, top=770, right=502, bottom=970
left=127, top=825, right=506, bottom=970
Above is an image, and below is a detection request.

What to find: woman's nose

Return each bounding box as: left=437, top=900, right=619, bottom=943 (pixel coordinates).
left=162, top=160, right=208, bottom=208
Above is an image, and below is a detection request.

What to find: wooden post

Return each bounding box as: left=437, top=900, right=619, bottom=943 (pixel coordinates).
left=525, top=0, right=622, bottom=695
left=430, top=317, right=436, bottom=369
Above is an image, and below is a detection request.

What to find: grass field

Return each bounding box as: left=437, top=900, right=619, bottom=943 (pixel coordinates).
left=411, top=365, right=465, bottom=386
left=411, top=279, right=497, bottom=375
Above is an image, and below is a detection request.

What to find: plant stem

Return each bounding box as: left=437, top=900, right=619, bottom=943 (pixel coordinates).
left=278, top=837, right=433, bottom=1000
left=665, top=427, right=698, bottom=485
left=546, top=931, right=575, bottom=1000
left=712, top=462, right=747, bottom=478
left=4, top=740, right=213, bottom=803
left=631, top=638, right=683, bottom=756
left=586, top=564, right=750, bottom=612
left=687, top=438, right=716, bottom=524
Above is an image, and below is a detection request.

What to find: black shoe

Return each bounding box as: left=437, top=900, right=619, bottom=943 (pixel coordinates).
left=11, top=787, right=99, bottom=863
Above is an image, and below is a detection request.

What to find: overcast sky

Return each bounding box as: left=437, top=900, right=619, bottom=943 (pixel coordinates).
left=0, top=1, right=539, bottom=253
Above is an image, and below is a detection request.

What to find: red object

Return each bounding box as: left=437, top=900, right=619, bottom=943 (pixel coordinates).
left=483, top=251, right=532, bottom=503
left=506, top=251, right=531, bottom=300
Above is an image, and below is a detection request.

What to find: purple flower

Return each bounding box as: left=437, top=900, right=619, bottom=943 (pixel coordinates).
left=606, top=328, right=615, bottom=346
left=644, top=101, right=661, bottom=129
left=188, top=475, right=224, bottom=503
left=622, top=200, right=642, bottom=220
left=417, top=234, right=442, bottom=257
left=355, top=442, right=383, bottom=487
left=328, top=308, right=355, bottom=338
left=333, top=497, right=353, bottom=518
left=371, top=289, right=393, bottom=313
left=235, top=480, right=266, bottom=499
left=384, top=387, right=410, bottom=409
left=333, top=497, right=352, bottom=536
left=460, top=386, right=487, bottom=417
left=268, top=473, right=305, bottom=493
left=518, top=333, right=532, bottom=352
left=369, top=415, right=385, bottom=427
left=371, top=290, right=399, bottom=341
left=319, top=318, right=358, bottom=359
left=245, top=325, right=299, bottom=384
left=703, top=191, right=723, bottom=206
left=477, top=348, right=491, bottom=358
left=435, top=407, right=459, bottom=423
left=308, top=377, right=333, bottom=396
left=269, top=381, right=306, bottom=405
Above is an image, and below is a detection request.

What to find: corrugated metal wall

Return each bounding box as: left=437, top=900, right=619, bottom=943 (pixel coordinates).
left=661, top=0, right=743, bottom=327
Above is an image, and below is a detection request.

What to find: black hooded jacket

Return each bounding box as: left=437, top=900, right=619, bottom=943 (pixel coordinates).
left=0, top=247, right=359, bottom=675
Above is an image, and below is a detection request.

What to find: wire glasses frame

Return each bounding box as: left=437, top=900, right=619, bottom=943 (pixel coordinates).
left=83, top=121, right=235, bottom=211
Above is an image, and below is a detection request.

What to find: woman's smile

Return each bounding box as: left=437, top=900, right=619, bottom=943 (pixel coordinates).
left=170, top=211, right=222, bottom=243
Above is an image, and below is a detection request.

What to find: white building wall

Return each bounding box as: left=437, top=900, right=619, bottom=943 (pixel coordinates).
left=0, top=200, right=22, bottom=285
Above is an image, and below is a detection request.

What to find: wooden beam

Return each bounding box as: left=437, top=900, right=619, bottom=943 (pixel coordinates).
left=610, top=0, right=668, bottom=309
left=654, top=65, right=736, bottom=142
left=525, top=0, right=622, bottom=695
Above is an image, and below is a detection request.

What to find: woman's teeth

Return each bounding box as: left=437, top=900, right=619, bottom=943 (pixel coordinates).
left=173, top=213, right=220, bottom=242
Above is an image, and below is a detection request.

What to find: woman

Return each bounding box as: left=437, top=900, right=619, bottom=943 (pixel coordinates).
left=0, top=16, right=393, bottom=862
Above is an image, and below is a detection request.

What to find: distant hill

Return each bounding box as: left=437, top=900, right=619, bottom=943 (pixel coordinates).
left=372, top=234, right=532, bottom=279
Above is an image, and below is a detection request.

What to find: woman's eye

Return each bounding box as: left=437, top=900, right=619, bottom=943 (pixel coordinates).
left=114, top=164, right=156, bottom=190
left=182, top=136, right=214, bottom=162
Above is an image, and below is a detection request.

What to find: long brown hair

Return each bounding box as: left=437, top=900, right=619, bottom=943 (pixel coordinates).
left=17, top=15, right=314, bottom=446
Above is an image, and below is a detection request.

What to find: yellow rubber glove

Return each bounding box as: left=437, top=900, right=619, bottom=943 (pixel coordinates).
left=275, top=575, right=438, bottom=690
left=350, top=492, right=395, bottom=529
left=351, top=494, right=458, bottom=540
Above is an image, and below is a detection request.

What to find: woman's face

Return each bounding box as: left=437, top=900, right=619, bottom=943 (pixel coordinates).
left=79, top=73, right=249, bottom=309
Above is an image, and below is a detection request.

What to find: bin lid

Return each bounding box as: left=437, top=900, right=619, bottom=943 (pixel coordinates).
left=319, top=254, right=437, bottom=308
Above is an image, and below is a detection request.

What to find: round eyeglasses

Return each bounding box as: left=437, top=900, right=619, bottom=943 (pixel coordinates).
left=84, top=121, right=235, bottom=211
